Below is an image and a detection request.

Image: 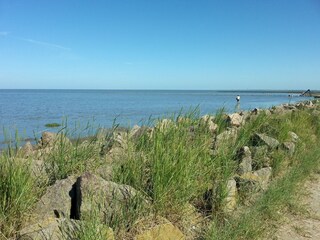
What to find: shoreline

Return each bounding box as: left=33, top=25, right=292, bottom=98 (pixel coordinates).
left=0, top=98, right=316, bottom=149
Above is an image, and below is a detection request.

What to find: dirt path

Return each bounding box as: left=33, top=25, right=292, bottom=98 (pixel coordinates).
left=274, top=172, right=320, bottom=240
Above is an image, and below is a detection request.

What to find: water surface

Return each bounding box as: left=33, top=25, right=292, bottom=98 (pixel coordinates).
left=0, top=89, right=310, bottom=144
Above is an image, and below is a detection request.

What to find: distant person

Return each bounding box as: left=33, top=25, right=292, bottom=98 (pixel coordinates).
left=236, top=95, right=240, bottom=102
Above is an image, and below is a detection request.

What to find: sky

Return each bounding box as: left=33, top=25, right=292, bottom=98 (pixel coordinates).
left=0, top=0, right=319, bottom=90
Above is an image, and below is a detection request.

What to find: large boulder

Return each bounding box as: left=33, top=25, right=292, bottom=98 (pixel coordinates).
left=237, top=146, right=252, bottom=174
left=252, top=133, right=280, bottom=149
left=134, top=222, right=185, bottom=240
left=76, top=173, right=141, bottom=223
left=31, top=176, right=77, bottom=223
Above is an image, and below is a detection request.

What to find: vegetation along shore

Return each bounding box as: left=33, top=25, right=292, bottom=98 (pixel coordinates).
left=1, top=99, right=320, bottom=239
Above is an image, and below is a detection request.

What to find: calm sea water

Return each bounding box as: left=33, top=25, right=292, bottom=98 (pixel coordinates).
left=0, top=89, right=311, bottom=144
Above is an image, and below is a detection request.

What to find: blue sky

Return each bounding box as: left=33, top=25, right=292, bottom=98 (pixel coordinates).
left=0, top=0, right=319, bottom=90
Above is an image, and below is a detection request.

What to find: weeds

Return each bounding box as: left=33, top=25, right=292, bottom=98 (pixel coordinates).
left=0, top=101, right=319, bottom=239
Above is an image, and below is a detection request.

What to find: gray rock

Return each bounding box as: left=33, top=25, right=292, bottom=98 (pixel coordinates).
left=201, top=114, right=215, bottom=123
left=282, top=142, right=295, bottom=156
left=39, top=132, right=71, bottom=149
left=223, top=179, right=238, bottom=213
left=288, top=131, right=299, bottom=143
left=19, top=217, right=74, bottom=240
left=76, top=173, right=141, bottom=223
left=18, top=218, right=114, bottom=240
left=32, top=176, right=77, bottom=223
left=112, top=131, right=128, bottom=149
left=20, top=141, right=34, bottom=157
left=214, top=128, right=238, bottom=151
left=238, top=167, right=272, bottom=190
left=129, top=125, right=150, bottom=141
left=94, top=164, right=113, bottom=181
left=237, top=146, right=252, bottom=174
left=252, top=133, right=280, bottom=149
left=251, top=146, right=271, bottom=168
left=254, top=167, right=272, bottom=190
left=40, top=132, right=56, bottom=147
left=208, top=121, right=218, bottom=134
left=227, top=113, right=244, bottom=127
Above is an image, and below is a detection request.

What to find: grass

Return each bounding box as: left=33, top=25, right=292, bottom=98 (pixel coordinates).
left=0, top=154, right=41, bottom=238
left=45, top=123, right=61, bottom=128
left=206, top=106, right=320, bottom=239
left=0, top=101, right=319, bottom=239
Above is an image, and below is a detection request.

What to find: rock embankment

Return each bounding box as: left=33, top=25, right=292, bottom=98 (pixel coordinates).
left=16, top=99, right=319, bottom=239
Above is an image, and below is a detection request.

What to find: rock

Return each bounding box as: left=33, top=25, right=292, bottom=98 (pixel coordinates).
left=130, top=125, right=150, bottom=141
left=283, top=104, right=296, bottom=110
left=19, top=217, right=67, bottom=240
left=271, top=105, right=287, bottom=115
left=20, top=141, right=34, bottom=157
left=264, top=109, right=272, bottom=116
left=214, top=128, right=238, bottom=151
left=15, top=158, right=48, bottom=184
left=237, top=146, right=252, bottom=174
left=31, top=159, right=48, bottom=183
left=254, top=167, right=272, bottom=190
left=223, top=179, right=237, bottom=213
left=39, top=131, right=71, bottom=149
left=228, top=113, right=244, bottom=127
left=94, top=164, right=113, bottom=181
left=19, top=217, right=114, bottom=240
left=134, top=222, right=185, bottom=240
left=113, top=131, right=128, bottom=149
left=252, top=133, right=280, bottom=149
left=32, top=176, right=77, bottom=223
left=281, top=142, right=295, bottom=156
left=208, top=121, right=218, bottom=135
left=76, top=173, right=141, bottom=223
left=201, top=114, right=215, bottom=122
left=40, top=131, right=57, bottom=147
left=240, top=167, right=272, bottom=190
left=251, top=146, right=271, bottom=168
left=155, top=119, right=175, bottom=132
left=288, top=131, right=299, bottom=143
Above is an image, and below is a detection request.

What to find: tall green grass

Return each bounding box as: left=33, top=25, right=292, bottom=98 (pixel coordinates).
left=0, top=103, right=319, bottom=239
left=114, top=112, right=214, bottom=218
left=206, top=107, right=320, bottom=240
left=0, top=155, right=40, bottom=238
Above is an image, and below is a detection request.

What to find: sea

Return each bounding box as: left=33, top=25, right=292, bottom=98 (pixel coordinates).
left=0, top=89, right=311, bottom=145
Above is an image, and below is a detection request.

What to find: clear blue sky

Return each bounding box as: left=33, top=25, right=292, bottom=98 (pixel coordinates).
left=0, top=0, right=319, bottom=90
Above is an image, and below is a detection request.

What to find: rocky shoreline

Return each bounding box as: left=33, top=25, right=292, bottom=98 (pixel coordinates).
left=3, top=99, right=320, bottom=239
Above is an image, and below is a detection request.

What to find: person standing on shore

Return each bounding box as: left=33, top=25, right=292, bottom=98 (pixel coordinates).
left=236, top=95, right=240, bottom=102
